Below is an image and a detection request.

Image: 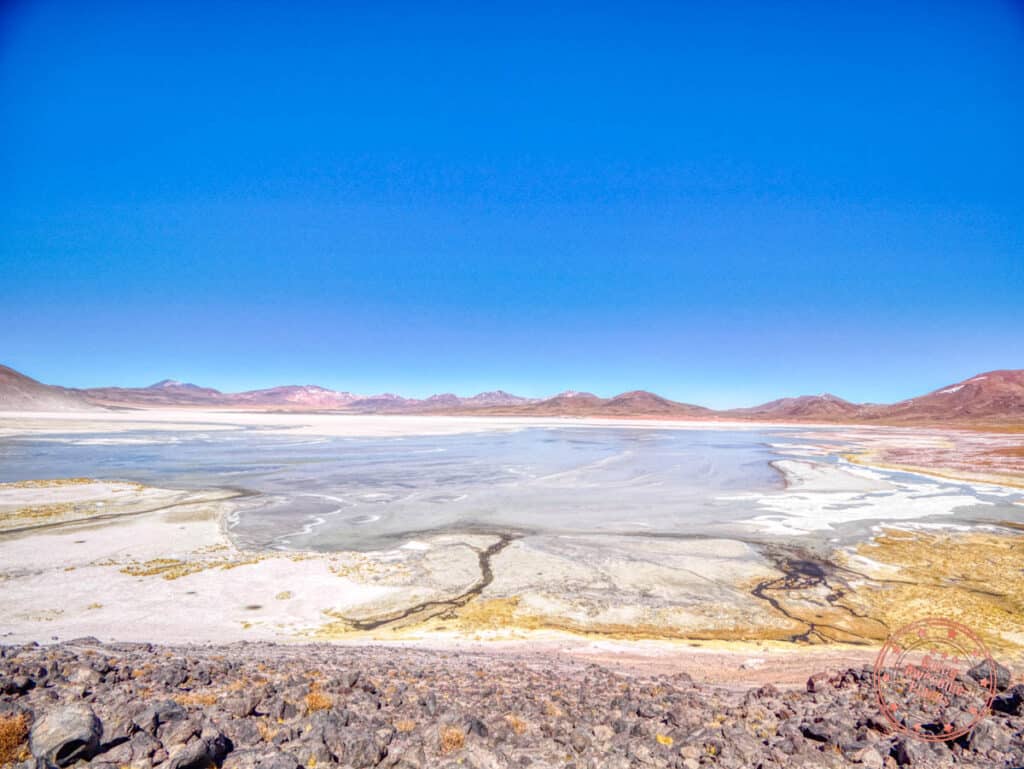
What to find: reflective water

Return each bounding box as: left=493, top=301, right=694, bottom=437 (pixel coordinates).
left=2, top=424, right=1020, bottom=551
left=0, top=426, right=784, bottom=548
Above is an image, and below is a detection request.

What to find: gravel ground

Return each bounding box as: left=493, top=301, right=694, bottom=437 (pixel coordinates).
left=1, top=639, right=1022, bottom=769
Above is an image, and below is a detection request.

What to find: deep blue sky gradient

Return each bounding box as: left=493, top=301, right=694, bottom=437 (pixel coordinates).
left=2, top=0, right=1022, bottom=407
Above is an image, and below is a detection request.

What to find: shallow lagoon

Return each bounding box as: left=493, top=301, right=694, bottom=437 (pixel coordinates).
left=2, top=424, right=1021, bottom=551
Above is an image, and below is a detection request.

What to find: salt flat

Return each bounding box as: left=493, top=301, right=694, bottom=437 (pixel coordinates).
left=1, top=409, right=1023, bottom=659
left=0, top=408, right=870, bottom=441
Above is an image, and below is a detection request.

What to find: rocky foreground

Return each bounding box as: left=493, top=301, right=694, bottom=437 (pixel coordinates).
left=1, top=641, right=1022, bottom=769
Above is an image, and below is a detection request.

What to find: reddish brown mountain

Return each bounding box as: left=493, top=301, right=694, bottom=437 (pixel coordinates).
left=350, top=391, right=533, bottom=413
left=462, top=391, right=532, bottom=407
left=85, top=380, right=225, bottom=407
left=600, top=390, right=713, bottom=417
left=346, top=394, right=416, bottom=413
left=423, top=393, right=463, bottom=407
left=84, top=380, right=369, bottom=411
left=447, top=390, right=712, bottom=418
left=1, top=363, right=1022, bottom=427
left=724, top=370, right=1024, bottom=425
left=508, top=391, right=606, bottom=415
left=0, top=364, right=95, bottom=411
left=231, top=386, right=362, bottom=409
left=866, top=370, right=1024, bottom=424
left=150, top=379, right=219, bottom=395
left=727, top=393, right=863, bottom=421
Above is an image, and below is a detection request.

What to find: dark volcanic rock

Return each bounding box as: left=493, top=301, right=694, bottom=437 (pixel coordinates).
left=891, top=737, right=951, bottom=766
left=967, top=659, right=1012, bottom=691
left=964, top=717, right=1011, bottom=753
left=0, top=644, right=1020, bottom=769
left=0, top=675, right=34, bottom=695
left=134, top=698, right=187, bottom=735
left=167, top=739, right=217, bottom=769
left=992, top=684, right=1024, bottom=716
left=29, top=703, right=102, bottom=767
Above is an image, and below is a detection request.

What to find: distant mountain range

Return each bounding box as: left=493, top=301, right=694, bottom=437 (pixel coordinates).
left=1, top=364, right=1023, bottom=427
left=0, top=365, right=96, bottom=411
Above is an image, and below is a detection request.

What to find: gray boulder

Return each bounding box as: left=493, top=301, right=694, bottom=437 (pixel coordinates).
left=221, top=749, right=264, bottom=769
left=965, top=717, right=1011, bottom=753
left=29, top=704, right=102, bottom=767
left=968, top=659, right=1012, bottom=691
left=890, top=737, right=949, bottom=767
left=166, top=739, right=214, bottom=769
left=256, top=751, right=301, bottom=769
left=993, top=684, right=1024, bottom=716
left=164, top=727, right=232, bottom=769
left=132, top=698, right=187, bottom=736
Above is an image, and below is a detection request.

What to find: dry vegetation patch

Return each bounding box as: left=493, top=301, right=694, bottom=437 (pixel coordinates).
left=174, top=692, right=219, bottom=706
left=439, top=725, right=465, bottom=754
left=843, top=528, right=1024, bottom=649
left=505, top=714, right=528, bottom=735
left=120, top=555, right=261, bottom=580
left=0, top=478, right=98, bottom=489
left=0, top=713, right=30, bottom=765
left=256, top=720, right=278, bottom=742
left=304, top=685, right=332, bottom=712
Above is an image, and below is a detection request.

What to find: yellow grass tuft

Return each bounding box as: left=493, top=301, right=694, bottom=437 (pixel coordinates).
left=394, top=719, right=416, bottom=733
left=6, top=502, right=74, bottom=523
left=505, top=714, right=528, bottom=735
left=0, top=713, right=30, bottom=765
left=439, top=725, right=465, bottom=754
left=119, top=555, right=263, bottom=580
left=256, top=720, right=278, bottom=742
left=305, top=686, right=332, bottom=712
left=544, top=700, right=563, bottom=718
left=0, top=477, right=97, bottom=488
left=174, top=692, right=218, bottom=706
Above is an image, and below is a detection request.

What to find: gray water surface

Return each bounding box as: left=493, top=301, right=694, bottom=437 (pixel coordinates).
left=0, top=426, right=784, bottom=547
left=2, top=425, right=1021, bottom=551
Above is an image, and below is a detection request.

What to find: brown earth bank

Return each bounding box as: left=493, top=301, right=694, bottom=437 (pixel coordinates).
left=2, top=641, right=1024, bottom=769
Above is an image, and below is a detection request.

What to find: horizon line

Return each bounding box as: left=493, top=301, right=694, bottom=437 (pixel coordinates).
left=7, top=361, right=1018, bottom=411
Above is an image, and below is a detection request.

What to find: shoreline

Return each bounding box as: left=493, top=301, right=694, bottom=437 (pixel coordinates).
left=844, top=450, right=1024, bottom=490
left=3, top=404, right=1021, bottom=432
left=2, top=473, right=1022, bottom=669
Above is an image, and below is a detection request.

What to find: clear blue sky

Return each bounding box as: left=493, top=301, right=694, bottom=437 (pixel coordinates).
left=2, top=1, right=1021, bottom=407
